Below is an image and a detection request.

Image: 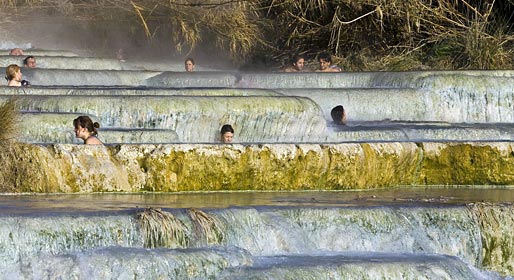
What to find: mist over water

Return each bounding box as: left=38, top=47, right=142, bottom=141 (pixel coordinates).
left=1, top=8, right=514, bottom=280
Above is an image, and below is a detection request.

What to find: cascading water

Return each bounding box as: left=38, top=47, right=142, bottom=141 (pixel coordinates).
left=1, top=47, right=514, bottom=279
left=0, top=199, right=510, bottom=279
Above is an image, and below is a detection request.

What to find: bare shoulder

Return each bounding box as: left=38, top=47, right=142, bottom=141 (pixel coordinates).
left=85, top=136, right=103, bottom=145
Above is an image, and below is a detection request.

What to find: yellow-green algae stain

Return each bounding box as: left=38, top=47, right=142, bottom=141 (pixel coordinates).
left=469, top=203, right=514, bottom=276
left=419, top=143, right=514, bottom=185
left=137, top=143, right=421, bottom=192
left=8, top=143, right=60, bottom=193
left=325, top=143, right=421, bottom=189
left=3, top=142, right=514, bottom=193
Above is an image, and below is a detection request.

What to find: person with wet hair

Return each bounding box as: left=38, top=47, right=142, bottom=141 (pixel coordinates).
left=73, top=116, right=103, bottom=145
left=5, top=64, right=30, bottom=87
left=184, top=57, right=195, bottom=72
left=23, top=56, right=36, bottom=68
left=316, top=52, right=342, bottom=72
left=9, top=48, right=23, bottom=56
left=283, top=54, right=306, bottom=72
left=331, top=105, right=347, bottom=125
left=220, top=124, right=234, bottom=143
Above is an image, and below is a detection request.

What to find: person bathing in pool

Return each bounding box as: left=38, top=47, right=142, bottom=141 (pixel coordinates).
left=73, top=116, right=103, bottom=145
left=5, top=64, right=30, bottom=87
left=220, top=124, right=234, bottom=143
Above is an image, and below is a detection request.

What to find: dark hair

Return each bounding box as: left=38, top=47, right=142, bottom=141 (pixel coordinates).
left=331, top=105, right=345, bottom=124
left=185, top=57, right=195, bottom=65
left=73, top=116, right=100, bottom=136
left=220, top=124, right=234, bottom=134
left=23, top=56, right=35, bottom=66
left=318, top=52, right=332, bottom=63
left=291, top=54, right=305, bottom=65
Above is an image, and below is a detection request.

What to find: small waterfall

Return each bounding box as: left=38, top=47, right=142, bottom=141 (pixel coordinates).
left=278, top=80, right=514, bottom=123
left=470, top=203, right=514, bottom=275
left=19, top=112, right=180, bottom=144
left=19, top=69, right=160, bottom=87
left=0, top=205, right=509, bottom=278
left=277, top=88, right=428, bottom=122
left=220, top=254, right=498, bottom=280
left=330, top=123, right=514, bottom=142
left=0, top=207, right=481, bottom=260
left=0, top=215, right=142, bottom=264
left=0, top=87, right=282, bottom=97
left=146, top=72, right=239, bottom=88
left=215, top=207, right=482, bottom=263
left=6, top=95, right=327, bottom=143
left=3, top=246, right=252, bottom=279
left=0, top=56, right=132, bottom=70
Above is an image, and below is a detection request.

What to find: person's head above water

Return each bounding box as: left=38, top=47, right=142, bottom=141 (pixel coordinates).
left=73, top=116, right=103, bottom=145
left=5, top=64, right=22, bottom=87
left=220, top=124, right=234, bottom=143
left=331, top=105, right=347, bottom=125
left=185, top=58, right=195, bottom=72
left=5, top=64, right=30, bottom=87
left=291, top=54, right=305, bottom=71
left=317, top=52, right=342, bottom=72
left=23, top=56, right=36, bottom=68
left=283, top=54, right=306, bottom=72
left=9, top=48, right=23, bottom=56
left=5, top=64, right=21, bottom=81
left=318, top=52, right=332, bottom=70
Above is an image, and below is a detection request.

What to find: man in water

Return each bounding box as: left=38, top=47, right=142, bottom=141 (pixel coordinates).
left=23, top=56, right=36, bottom=68
left=282, top=54, right=306, bottom=72
left=9, top=48, right=23, bottom=56
left=316, top=52, right=342, bottom=72
left=185, top=58, right=195, bottom=72
left=331, top=105, right=347, bottom=125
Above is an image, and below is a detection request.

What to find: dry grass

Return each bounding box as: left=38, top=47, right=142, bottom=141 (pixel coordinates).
left=136, top=207, right=189, bottom=248
left=188, top=208, right=224, bottom=244
left=261, top=0, right=514, bottom=70
left=0, top=99, right=51, bottom=193
left=0, top=0, right=512, bottom=69
left=0, top=99, right=20, bottom=192
left=0, top=99, right=17, bottom=143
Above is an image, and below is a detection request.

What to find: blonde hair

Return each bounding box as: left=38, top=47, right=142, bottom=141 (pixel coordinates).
left=5, top=64, right=20, bottom=81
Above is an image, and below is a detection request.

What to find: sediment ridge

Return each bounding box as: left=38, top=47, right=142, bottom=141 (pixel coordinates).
left=8, top=141, right=514, bottom=193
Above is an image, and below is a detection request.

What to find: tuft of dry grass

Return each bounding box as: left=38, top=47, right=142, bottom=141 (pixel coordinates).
left=0, top=99, right=19, bottom=192
left=0, top=99, right=17, bottom=143
left=137, top=207, right=189, bottom=248
left=188, top=208, right=224, bottom=244
left=0, top=99, right=51, bottom=193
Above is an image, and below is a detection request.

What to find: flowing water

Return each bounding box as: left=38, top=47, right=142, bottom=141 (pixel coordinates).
left=1, top=48, right=514, bottom=279
left=0, top=191, right=513, bottom=279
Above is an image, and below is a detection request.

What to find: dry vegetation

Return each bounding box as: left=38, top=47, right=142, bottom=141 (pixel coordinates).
left=188, top=208, right=224, bottom=244
left=0, top=99, right=49, bottom=193
left=137, top=207, right=189, bottom=248
left=1, top=0, right=513, bottom=69
left=0, top=99, right=19, bottom=192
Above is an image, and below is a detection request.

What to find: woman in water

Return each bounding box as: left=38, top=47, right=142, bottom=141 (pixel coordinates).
left=73, top=116, right=103, bottom=145
left=220, top=124, right=234, bottom=143
left=5, top=64, right=30, bottom=87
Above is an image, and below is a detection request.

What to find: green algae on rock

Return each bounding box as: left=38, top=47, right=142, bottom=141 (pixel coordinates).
left=3, top=142, right=513, bottom=193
